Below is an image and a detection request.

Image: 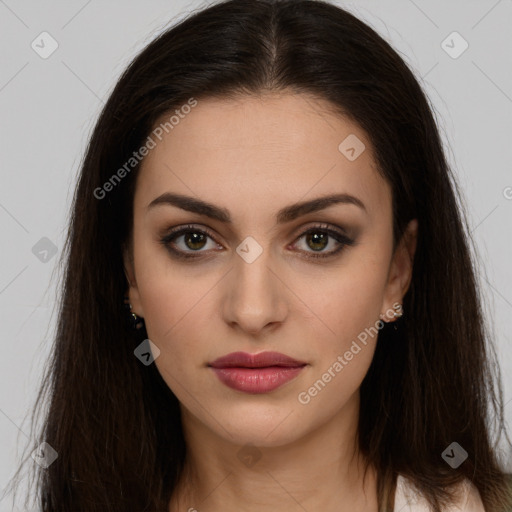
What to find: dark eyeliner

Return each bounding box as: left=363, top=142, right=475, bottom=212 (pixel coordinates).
left=294, top=224, right=355, bottom=260
left=159, top=224, right=218, bottom=260
left=158, top=223, right=356, bottom=260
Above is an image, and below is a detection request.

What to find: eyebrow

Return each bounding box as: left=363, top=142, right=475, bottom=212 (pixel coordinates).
left=147, top=192, right=367, bottom=223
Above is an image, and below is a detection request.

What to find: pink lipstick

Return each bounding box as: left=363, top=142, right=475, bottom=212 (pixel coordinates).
left=208, top=351, right=307, bottom=394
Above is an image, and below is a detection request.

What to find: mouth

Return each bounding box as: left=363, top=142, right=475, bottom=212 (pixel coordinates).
left=208, top=351, right=308, bottom=394
left=208, top=350, right=307, bottom=369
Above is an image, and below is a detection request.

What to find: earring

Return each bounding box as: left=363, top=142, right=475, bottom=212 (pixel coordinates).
left=392, top=303, right=403, bottom=331
left=393, top=303, right=403, bottom=318
left=123, top=296, right=145, bottom=330
left=379, top=303, right=404, bottom=321
left=379, top=303, right=404, bottom=331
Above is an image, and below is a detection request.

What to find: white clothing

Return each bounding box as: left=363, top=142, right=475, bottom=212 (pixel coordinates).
left=394, top=474, right=485, bottom=512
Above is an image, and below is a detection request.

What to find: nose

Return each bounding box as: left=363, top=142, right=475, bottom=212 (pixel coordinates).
left=222, top=246, right=288, bottom=336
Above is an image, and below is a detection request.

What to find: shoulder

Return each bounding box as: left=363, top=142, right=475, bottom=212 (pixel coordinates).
left=395, top=474, right=485, bottom=512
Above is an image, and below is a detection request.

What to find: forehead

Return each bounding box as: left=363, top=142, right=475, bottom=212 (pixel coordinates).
left=135, top=93, right=390, bottom=221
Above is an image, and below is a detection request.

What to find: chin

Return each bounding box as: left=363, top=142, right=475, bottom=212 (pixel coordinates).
left=211, top=404, right=307, bottom=448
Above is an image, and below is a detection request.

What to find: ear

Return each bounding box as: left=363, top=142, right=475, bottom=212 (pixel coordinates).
left=380, top=218, right=418, bottom=322
left=123, top=241, right=144, bottom=317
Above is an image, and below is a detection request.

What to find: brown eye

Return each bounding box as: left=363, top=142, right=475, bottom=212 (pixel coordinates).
left=159, top=223, right=356, bottom=261
left=305, top=231, right=329, bottom=251
left=160, top=225, right=220, bottom=259
left=181, top=231, right=208, bottom=251
left=292, top=225, right=355, bottom=259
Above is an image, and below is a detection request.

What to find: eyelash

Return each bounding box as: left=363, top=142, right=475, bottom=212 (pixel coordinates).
left=159, top=223, right=355, bottom=260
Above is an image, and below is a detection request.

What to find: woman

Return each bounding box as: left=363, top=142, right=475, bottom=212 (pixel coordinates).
left=8, top=0, right=512, bottom=510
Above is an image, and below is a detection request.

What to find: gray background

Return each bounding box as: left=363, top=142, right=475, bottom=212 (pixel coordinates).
left=1, top=0, right=511, bottom=509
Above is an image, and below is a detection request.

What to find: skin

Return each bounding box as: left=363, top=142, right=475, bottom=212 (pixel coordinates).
left=124, top=92, right=418, bottom=512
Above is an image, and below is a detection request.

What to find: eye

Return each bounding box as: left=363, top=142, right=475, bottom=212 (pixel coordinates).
left=159, top=223, right=356, bottom=260
left=159, top=224, right=221, bottom=259
left=291, top=224, right=355, bottom=259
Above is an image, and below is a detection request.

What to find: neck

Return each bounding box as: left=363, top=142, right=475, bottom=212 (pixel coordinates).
left=169, top=392, right=379, bottom=512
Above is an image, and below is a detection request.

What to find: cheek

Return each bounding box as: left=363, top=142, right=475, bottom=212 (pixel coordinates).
left=296, top=252, right=390, bottom=352
left=137, top=274, right=206, bottom=364
left=133, top=243, right=219, bottom=370
left=133, top=231, right=188, bottom=322
left=294, top=265, right=388, bottom=416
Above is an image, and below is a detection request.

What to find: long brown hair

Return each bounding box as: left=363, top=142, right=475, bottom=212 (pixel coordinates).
left=5, top=0, right=511, bottom=510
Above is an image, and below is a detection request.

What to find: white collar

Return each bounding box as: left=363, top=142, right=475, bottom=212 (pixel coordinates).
left=393, top=474, right=485, bottom=511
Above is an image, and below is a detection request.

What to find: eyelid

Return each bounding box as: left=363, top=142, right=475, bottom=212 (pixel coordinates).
left=291, top=221, right=352, bottom=239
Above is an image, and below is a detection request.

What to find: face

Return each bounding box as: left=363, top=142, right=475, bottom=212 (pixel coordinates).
left=124, top=92, right=417, bottom=448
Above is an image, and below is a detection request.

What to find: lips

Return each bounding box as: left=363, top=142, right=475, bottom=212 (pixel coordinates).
left=208, top=351, right=307, bottom=394
left=208, top=351, right=307, bottom=369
